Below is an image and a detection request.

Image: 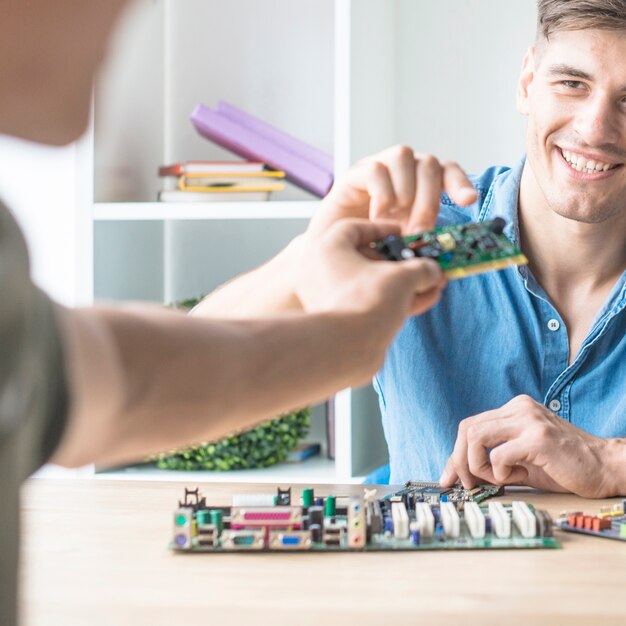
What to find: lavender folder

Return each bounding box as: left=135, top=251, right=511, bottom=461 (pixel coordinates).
left=191, top=103, right=334, bottom=198
left=215, top=101, right=334, bottom=174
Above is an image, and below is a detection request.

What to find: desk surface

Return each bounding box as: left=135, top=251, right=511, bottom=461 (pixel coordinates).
left=20, top=478, right=626, bottom=626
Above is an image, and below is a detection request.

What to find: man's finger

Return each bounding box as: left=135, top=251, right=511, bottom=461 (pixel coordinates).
left=354, top=161, right=399, bottom=223
left=378, top=145, right=417, bottom=228
left=329, top=218, right=402, bottom=249
left=442, top=160, right=478, bottom=207
left=465, top=416, right=527, bottom=482
left=488, top=440, right=531, bottom=484
left=448, top=421, right=480, bottom=489
left=408, top=284, right=444, bottom=317
left=400, top=257, right=445, bottom=294
left=407, top=155, right=443, bottom=234
left=439, top=460, right=458, bottom=487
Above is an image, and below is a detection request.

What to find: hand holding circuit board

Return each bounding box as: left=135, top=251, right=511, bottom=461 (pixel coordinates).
left=374, top=217, right=528, bottom=279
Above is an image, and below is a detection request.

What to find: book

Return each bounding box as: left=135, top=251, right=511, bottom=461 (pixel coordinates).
left=191, top=103, right=334, bottom=198
left=286, top=442, right=321, bottom=463
left=326, top=398, right=335, bottom=460
left=158, top=161, right=268, bottom=177
left=180, top=170, right=285, bottom=182
left=215, top=101, right=334, bottom=173
left=158, top=189, right=272, bottom=202
left=178, top=177, right=285, bottom=193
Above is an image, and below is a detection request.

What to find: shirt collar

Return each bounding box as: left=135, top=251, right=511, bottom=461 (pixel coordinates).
left=480, top=156, right=625, bottom=317
left=479, top=155, right=526, bottom=245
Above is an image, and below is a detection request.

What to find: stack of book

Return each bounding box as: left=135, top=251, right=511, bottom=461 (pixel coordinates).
left=158, top=161, right=286, bottom=202
left=190, top=101, right=334, bottom=198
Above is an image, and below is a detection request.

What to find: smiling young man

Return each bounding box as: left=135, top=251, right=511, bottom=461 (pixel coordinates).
left=382, top=0, right=626, bottom=493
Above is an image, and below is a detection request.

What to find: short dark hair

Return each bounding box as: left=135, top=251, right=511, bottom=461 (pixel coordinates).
left=537, top=0, right=626, bottom=41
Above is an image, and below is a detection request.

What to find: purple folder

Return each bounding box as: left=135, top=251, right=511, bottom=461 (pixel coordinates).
left=191, top=103, right=334, bottom=198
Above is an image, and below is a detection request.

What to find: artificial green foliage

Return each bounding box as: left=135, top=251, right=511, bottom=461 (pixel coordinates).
left=153, top=408, right=311, bottom=471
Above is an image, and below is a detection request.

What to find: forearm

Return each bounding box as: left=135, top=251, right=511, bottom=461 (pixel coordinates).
left=52, top=304, right=380, bottom=468
left=604, top=437, right=626, bottom=496
left=192, top=235, right=305, bottom=318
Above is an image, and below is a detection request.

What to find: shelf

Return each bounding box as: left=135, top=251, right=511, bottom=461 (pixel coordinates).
left=94, top=456, right=364, bottom=485
left=93, top=201, right=318, bottom=221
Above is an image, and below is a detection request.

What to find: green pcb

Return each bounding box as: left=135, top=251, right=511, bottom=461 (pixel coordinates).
left=170, top=483, right=559, bottom=553
left=374, top=217, right=527, bottom=279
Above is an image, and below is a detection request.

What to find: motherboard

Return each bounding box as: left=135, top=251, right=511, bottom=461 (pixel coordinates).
left=556, top=501, right=626, bottom=542
left=171, top=482, right=558, bottom=553
left=374, top=217, right=527, bottom=279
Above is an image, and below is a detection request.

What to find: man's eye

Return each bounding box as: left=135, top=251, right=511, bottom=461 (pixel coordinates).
left=561, top=80, right=584, bottom=89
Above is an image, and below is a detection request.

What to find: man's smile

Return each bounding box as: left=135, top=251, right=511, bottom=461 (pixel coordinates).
left=556, top=146, right=624, bottom=179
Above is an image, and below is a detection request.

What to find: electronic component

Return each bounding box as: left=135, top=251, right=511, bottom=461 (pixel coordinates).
left=276, top=487, right=291, bottom=505
left=556, top=503, right=626, bottom=542
left=170, top=484, right=558, bottom=553
left=512, top=501, right=537, bottom=538
left=415, top=502, right=435, bottom=538
left=440, top=501, right=460, bottom=538
left=322, top=522, right=343, bottom=546
left=393, top=481, right=504, bottom=505
left=268, top=530, right=312, bottom=550
left=230, top=506, right=301, bottom=529
left=391, top=502, right=409, bottom=539
left=488, top=501, right=511, bottom=538
left=464, top=502, right=486, bottom=538
left=302, top=488, right=314, bottom=508
left=374, top=217, right=527, bottom=279
left=232, top=493, right=275, bottom=507
left=173, top=507, right=194, bottom=550
left=347, top=497, right=366, bottom=548
left=221, top=529, right=265, bottom=550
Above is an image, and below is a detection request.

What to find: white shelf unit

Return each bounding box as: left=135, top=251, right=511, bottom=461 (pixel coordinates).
left=76, top=0, right=535, bottom=483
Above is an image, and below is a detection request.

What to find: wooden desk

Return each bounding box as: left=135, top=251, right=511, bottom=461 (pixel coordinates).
left=20, top=479, right=626, bottom=626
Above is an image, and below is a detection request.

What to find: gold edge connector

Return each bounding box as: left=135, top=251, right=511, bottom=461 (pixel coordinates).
left=444, top=254, right=528, bottom=280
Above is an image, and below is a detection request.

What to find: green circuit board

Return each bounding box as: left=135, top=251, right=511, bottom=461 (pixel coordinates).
left=170, top=482, right=559, bottom=553
left=374, top=217, right=527, bottom=279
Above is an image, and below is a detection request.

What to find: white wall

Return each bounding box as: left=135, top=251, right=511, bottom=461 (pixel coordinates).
left=394, top=0, right=537, bottom=173
left=0, top=135, right=84, bottom=306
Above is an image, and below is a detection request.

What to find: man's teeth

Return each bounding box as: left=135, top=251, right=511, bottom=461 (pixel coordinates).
left=561, top=149, right=617, bottom=173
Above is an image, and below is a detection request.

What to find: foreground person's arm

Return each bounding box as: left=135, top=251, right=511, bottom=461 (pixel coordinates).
left=51, top=220, right=444, bottom=468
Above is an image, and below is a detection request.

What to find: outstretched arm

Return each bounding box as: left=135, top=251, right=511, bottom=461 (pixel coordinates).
left=52, top=220, right=445, bottom=469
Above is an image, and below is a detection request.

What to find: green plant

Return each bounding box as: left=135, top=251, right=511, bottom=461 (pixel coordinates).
left=155, top=296, right=310, bottom=471
left=153, top=408, right=311, bottom=471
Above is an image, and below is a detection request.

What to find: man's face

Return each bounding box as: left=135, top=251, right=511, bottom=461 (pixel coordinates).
left=0, top=0, right=128, bottom=146
left=518, top=28, right=626, bottom=224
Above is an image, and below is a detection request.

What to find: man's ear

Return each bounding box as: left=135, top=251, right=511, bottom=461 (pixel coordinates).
left=516, top=47, right=536, bottom=116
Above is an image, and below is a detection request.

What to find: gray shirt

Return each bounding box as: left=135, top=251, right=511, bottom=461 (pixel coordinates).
left=0, top=201, right=68, bottom=626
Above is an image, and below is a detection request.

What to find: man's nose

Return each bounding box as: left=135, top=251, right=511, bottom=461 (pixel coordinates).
left=572, top=93, right=620, bottom=147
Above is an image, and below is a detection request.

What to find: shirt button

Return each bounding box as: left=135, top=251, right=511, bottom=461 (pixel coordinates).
left=547, top=319, right=560, bottom=331
left=549, top=399, right=561, bottom=412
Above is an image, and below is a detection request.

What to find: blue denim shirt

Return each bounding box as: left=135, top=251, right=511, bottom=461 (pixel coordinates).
left=374, top=157, right=626, bottom=484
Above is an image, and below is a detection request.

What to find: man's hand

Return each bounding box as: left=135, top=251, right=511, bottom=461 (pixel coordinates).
left=439, top=395, right=619, bottom=498
left=310, top=146, right=478, bottom=238
left=297, top=218, right=446, bottom=345
left=192, top=146, right=474, bottom=319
